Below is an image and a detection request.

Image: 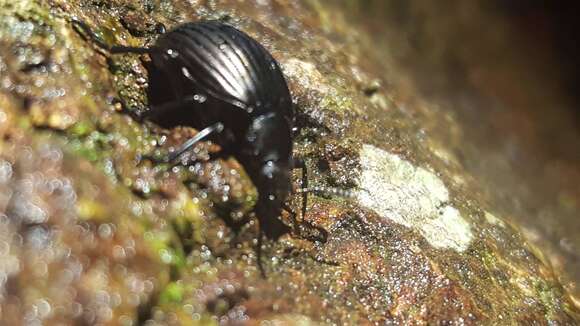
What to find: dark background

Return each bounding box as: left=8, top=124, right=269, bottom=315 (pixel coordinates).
left=501, top=0, right=580, bottom=123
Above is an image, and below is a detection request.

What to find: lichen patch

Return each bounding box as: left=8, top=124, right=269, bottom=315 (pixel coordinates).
left=356, top=144, right=473, bottom=252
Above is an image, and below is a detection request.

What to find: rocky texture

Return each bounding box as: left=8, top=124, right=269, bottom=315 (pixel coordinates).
left=0, top=0, right=578, bottom=324
left=335, top=0, right=580, bottom=315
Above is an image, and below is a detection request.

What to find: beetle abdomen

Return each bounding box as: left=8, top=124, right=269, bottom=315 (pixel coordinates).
left=152, top=21, right=292, bottom=118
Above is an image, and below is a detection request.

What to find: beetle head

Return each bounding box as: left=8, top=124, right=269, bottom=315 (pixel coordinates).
left=251, top=160, right=292, bottom=239
left=258, top=160, right=291, bottom=205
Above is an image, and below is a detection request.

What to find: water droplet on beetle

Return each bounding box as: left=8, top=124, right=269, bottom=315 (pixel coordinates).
left=167, top=49, right=178, bottom=58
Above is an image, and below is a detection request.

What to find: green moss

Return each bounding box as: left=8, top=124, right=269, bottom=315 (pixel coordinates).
left=70, top=121, right=94, bottom=138
left=159, top=282, right=185, bottom=304
left=17, top=116, right=32, bottom=130
left=71, top=141, right=99, bottom=162
left=144, top=229, right=186, bottom=270
left=534, top=279, right=564, bottom=321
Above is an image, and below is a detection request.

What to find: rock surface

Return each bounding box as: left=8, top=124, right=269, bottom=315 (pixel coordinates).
left=0, top=0, right=578, bottom=324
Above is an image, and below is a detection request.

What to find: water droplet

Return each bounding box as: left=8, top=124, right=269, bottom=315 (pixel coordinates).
left=193, top=94, right=206, bottom=103
left=0, top=160, right=13, bottom=183
left=166, top=49, right=178, bottom=58
left=159, top=249, right=173, bottom=264
left=36, top=298, right=52, bottom=319
left=182, top=67, right=192, bottom=79
left=98, top=224, right=113, bottom=239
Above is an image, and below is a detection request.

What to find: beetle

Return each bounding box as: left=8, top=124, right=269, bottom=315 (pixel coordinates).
left=72, top=19, right=330, bottom=267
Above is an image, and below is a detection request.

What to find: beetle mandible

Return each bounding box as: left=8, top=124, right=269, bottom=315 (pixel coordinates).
left=72, top=20, right=326, bottom=249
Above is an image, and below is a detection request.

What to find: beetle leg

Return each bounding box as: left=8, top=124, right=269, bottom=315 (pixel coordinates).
left=283, top=204, right=328, bottom=243
left=256, top=229, right=266, bottom=278
left=282, top=203, right=300, bottom=234
left=109, top=92, right=203, bottom=126
left=109, top=45, right=153, bottom=55
left=167, top=122, right=224, bottom=162
left=139, top=122, right=224, bottom=164
left=141, top=95, right=205, bottom=122
left=112, top=92, right=211, bottom=124
left=108, top=96, right=145, bottom=122
left=299, top=220, right=328, bottom=244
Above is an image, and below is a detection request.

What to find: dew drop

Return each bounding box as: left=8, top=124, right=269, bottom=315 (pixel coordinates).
left=166, top=49, right=178, bottom=58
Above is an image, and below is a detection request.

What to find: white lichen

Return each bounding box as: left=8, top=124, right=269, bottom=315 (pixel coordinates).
left=356, top=144, right=473, bottom=252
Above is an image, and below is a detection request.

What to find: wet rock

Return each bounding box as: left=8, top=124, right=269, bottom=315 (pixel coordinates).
left=0, top=0, right=578, bottom=324
left=0, top=135, right=170, bottom=324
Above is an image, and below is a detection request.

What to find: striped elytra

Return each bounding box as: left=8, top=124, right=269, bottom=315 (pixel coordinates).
left=147, top=22, right=293, bottom=129
left=154, top=22, right=292, bottom=116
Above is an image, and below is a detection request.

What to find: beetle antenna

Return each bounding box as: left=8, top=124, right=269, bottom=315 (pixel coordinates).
left=296, top=186, right=356, bottom=199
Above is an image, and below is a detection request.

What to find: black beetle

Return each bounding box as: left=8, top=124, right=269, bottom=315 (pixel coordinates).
left=72, top=20, right=328, bottom=258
